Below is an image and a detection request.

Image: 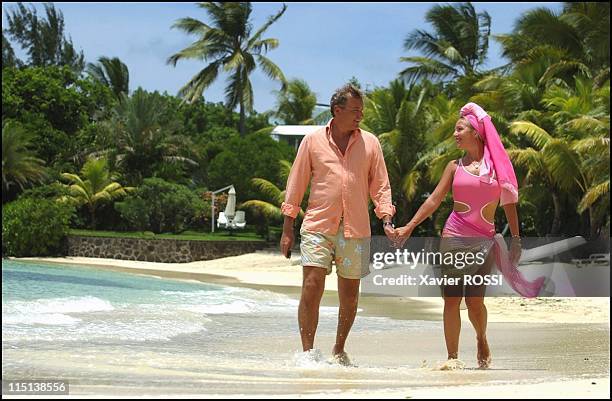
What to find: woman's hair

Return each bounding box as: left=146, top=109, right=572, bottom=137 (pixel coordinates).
left=459, top=117, right=483, bottom=142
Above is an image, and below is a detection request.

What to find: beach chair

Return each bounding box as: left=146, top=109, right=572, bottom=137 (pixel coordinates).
left=232, top=211, right=246, bottom=230
left=217, top=211, right=228, bottom=228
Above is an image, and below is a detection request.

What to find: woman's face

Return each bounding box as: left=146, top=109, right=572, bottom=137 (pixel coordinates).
left=453, top=118, right=479, bottom=149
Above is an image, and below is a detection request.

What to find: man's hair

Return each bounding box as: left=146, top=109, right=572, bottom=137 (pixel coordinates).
left=330, top=84, right=363, bottom=116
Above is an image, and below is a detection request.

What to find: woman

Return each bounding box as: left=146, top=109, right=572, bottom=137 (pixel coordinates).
left=394, top=102, right=544, bottom=368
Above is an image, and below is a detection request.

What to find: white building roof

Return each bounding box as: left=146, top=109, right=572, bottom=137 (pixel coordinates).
left=270, top=125, right=323, bottom=137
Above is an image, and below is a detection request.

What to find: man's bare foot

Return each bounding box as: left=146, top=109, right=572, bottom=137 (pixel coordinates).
left=330, top=345, right=352, bottom=366
left=477, top=338, right=491, bottom=369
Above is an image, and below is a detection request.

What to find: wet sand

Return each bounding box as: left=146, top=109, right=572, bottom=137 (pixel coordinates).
left=8, top=252, right=611, bottom=398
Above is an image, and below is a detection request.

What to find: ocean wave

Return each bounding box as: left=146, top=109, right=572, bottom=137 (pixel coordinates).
left=3, top=296, right=115, bottom=315
left=2, top=296, right=114, bottom=327
left=3, top=313, right=81, bottom=326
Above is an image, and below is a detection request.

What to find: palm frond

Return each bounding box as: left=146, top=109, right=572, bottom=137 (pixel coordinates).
left=578, top=180, right=610, bottom=213
left=177, top=61, right=222, bottom=103
left=251, top=177, right=282, bottom=205
left=256, top=54, right=287, bottom=90
left=401, top=170, right=421, bottom=201
left=509, top=121, right=553, bottom=149
left=247, top=3, right=287, bottom=48
left=171, top=17, right=212, bottom=36
left=241, top=200, right=282, bottom=220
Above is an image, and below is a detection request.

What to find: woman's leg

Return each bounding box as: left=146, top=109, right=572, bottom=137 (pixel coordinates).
left=465, top=296, right=490, bottom=368
left=465, top=253, right=493, bottom=368
left=443, top=287, right=463, bottom=359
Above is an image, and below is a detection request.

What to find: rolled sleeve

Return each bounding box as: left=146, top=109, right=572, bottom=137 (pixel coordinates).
left=282, top=135, right=311, bottom=218
left=280, top=202, right=301, bottom=218
left=374, top=202, right=396, bottom=219
left=369, top=139, right=396, bottom=220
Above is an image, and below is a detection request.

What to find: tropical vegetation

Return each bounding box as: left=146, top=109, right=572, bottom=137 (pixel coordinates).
left=1, top=2, right=609, bottom=256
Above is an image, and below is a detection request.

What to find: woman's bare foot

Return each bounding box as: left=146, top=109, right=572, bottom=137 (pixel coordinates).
left=438, top=353, right=465, bottom=370
left=477, top=338, right=491, bottom=369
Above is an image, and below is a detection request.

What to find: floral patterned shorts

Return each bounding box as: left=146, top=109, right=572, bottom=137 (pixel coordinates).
left=299, top=219, right=371, bottom=279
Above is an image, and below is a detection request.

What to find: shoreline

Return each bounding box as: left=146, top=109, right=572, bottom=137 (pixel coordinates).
left=3, top=253, right=610, bottom=398
left=9, top=253, right=610, bottom=324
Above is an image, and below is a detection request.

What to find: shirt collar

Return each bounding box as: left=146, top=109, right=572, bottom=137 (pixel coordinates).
left=325, top=118, right=361, bottom=140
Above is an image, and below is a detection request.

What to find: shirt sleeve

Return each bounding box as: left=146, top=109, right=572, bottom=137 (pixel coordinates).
left=281, top=135, right=311, bottom=218
left=368, top=138, right=396, bottom=219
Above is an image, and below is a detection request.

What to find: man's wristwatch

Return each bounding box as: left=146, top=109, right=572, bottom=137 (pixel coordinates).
left=383, top=221, right=394, bottom=229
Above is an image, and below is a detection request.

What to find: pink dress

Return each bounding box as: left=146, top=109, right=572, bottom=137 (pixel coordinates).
left=442, top=160, right=545, bottom=298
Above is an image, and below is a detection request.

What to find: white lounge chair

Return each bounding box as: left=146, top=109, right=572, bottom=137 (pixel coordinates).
left=232, top=210, right=246, bottom=229
left=217, top=211, right=228, bottom=228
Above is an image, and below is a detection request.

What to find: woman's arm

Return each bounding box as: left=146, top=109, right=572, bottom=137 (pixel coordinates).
left=396, top=160, right=457, bottom=239
left=503, top=202, right=522, bottom=265
left=502, top=203, right=520, bottom=237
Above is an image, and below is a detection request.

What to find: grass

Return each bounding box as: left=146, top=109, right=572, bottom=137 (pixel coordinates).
left=69, top=229, right=266, bottom=242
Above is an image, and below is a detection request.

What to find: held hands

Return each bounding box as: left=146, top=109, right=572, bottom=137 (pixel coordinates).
left=460, top=102, right=489, bottom=121
left=383, top=222, right=396, bottom=242
left=391, top=224, right=414, bottom=249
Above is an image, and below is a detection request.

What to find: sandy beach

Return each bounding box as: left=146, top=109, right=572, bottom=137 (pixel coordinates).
left=17, top=251, right=610, bottom=324
left=6, top=251, right=611, bottom=398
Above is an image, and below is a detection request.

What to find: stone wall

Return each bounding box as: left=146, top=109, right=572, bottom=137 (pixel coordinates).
left=66, top=235, right=266, bottom=263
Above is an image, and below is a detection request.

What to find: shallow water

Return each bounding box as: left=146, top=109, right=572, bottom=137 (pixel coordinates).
left=2, top=259, right=609, bottom=396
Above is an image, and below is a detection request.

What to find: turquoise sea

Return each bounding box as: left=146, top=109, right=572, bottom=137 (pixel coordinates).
left=2, top=259, right=608, bottom=396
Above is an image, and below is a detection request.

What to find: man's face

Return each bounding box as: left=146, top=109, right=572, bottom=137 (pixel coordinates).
left=334, top=96, right=363, bottom=131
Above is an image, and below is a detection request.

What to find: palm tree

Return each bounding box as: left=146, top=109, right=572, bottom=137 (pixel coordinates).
left=60, top=157, right=133, bottom=229
left=400, top=2, right=491, bottom=89
left=242, top=160, right=296, bottom=219
left=168, top=2, right=288, bottom=136
left=274, top=79, right=317, bottom=125
left=509, top=76, right=610, bottom=236
left=495, top=3, right=610, bottom=85
left=361, top=80, right=446, bottom=231
left=2, top=121, right=47, bottom=201
left=86, top=56, right=130, bottom=100
left=470, top=50, right=558, bottom=118
left=3, top=2, right=85, bottom=73
left=99, top=89, right=198, bottom=186
left=241, top=160, right=305, bottom=237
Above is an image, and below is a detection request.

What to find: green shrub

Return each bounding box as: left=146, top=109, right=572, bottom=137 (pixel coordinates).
left=115, top=178, right=208, bottom=233
left=2, top=197, right=75, bottom=257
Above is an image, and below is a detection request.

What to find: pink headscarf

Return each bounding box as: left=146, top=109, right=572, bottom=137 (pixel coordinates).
left=460, top=103, right=519, bottom=205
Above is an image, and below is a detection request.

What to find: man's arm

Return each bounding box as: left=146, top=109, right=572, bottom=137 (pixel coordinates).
left=368, top=139, right=396, bottom=220
left=368, top=139, right=396, bottom=240
left=280, top=216, right=295, bottom=258
left=280, top=136, right=312, bottom=257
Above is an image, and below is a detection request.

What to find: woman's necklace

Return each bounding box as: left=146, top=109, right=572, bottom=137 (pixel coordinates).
left=466, top=157, right=482, bottom=168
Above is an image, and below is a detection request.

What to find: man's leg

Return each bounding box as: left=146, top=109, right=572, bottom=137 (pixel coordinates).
left=298, top=266, right=327, bottom=351
left=333, top=276, right=360, bottom=356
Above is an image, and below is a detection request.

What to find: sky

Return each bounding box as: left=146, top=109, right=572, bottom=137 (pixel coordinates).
left=3, top=2, right=564, bottom=114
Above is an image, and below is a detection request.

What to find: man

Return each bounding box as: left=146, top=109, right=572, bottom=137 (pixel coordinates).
left=280, top=84, right=396, bottom=365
